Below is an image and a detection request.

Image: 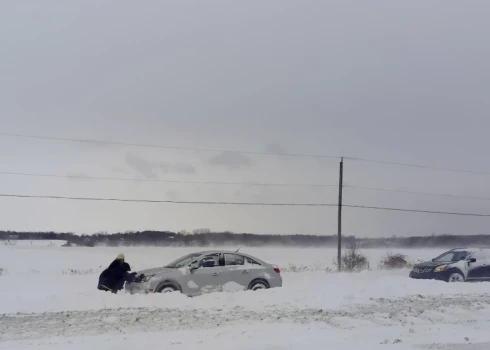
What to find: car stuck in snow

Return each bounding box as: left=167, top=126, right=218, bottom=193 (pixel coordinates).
left=125, top=250, right=282, bottom=296
left=409, top=248, right=490, bottom=282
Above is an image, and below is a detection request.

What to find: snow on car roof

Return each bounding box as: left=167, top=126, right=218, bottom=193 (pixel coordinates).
left=450, top=248, right=480, bottom=252
left=192, top=250, right=267, bottom=263
left=194, top=250, right=251, bottom=255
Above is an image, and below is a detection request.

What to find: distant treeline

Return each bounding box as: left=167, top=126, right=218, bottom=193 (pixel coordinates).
left=1, top=230, right=490, bottom=248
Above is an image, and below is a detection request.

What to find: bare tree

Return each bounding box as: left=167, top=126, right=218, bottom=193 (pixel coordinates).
left=340, top=244, right=369, bottom=272
left=379, top=252, right=409, bottom=269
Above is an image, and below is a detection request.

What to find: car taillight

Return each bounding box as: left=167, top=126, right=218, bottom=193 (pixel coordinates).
left=273, top=265, right=280, bottom=274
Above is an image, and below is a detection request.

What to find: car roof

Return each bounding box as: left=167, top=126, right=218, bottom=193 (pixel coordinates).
left=192, top=250, right=267, bottom=264
left=194, top=249, right=246, bottom=255
left=450, top=248, right=482, bottom=252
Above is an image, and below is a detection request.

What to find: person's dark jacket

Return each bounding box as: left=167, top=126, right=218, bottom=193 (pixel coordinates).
left=98, top=260, right=132, bottom=293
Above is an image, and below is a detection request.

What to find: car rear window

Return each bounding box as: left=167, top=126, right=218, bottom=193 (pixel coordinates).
left=245, top=257, right=261, bottom=265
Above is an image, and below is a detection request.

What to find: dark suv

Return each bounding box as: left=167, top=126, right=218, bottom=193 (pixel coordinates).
left=409, top=248, right=490, bottom=282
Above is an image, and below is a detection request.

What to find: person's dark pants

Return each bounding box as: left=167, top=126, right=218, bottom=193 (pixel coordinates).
left=98, top=278, right=125, bottom=294
left=114, top=278, right=125, bottom=292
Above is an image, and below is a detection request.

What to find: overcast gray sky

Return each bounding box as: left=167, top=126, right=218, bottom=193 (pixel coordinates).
left=1, top=1, right=490, bottom=237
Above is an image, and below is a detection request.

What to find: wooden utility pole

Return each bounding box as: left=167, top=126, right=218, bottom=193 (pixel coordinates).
left=337, top=157, right=344, bottom=272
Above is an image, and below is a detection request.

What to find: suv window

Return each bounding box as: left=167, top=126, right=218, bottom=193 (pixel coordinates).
left=224, top=254, right=245, bottom=266
left=433, top=251, right=468, bottom=262
left=200, top=254, right=220, bottom=268
left=470, top=251, right=486, bottom=261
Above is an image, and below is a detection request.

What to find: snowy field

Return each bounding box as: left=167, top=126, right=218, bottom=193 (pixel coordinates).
left=1, top=241, right=490, bottom=349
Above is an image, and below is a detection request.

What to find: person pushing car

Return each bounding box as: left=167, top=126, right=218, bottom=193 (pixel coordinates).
left=97, top=253, right=134, bottom=293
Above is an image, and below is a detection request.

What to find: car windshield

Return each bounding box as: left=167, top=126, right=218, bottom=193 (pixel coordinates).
left=165, top=253, right=203, bottom=268
left=433, top=251, right=468, bottom=262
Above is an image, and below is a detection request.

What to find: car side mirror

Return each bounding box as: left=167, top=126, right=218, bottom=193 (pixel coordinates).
left=189, top=261, right=200, bottom=270
left=468, top=258, right=476, bottom=263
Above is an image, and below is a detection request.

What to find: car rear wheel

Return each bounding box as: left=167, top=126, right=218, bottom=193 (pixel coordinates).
left=248, top=280, right=269, bottom=291
left=158, top=285, right=178, bottom=293
left=447, top=272, right=464, bottom=283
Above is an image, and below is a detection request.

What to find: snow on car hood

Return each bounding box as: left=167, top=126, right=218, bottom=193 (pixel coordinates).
left=413, top=261, right=455, bottom=269
left=135, top=267, right=175, bottom=276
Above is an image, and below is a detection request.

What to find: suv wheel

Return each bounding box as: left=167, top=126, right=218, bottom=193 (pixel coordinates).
left=447, top=272, right=464, bottom=283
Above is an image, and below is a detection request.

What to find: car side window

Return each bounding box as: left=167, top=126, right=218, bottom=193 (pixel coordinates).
left=470, top=251, right=486, bottom=261
left=200, top=254, right=220, bottom=268
left=245, top=257, right=261, bottom=265
left=224, top=254, right=245, bottom=266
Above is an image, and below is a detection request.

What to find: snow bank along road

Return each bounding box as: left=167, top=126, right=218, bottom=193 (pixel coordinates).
left=2, top=293, right=490, bottom=341
left=2, top=243, right=490, bottom=349
left=2, top=290, right=490, bottom=349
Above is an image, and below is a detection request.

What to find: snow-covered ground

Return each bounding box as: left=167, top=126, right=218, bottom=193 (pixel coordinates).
left=1, top=241, right=490, bottom=349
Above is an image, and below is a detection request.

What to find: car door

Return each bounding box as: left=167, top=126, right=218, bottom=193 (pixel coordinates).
left=220, top=253, right=258, bottom=292
left=467, top=250, right=488, bottom=281
left=186, top=253, right=226, bottom=295
left=481, top=250, right=490, bottom=281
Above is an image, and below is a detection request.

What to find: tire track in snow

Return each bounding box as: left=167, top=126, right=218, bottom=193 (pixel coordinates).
left=1, top=294, right=490, bottom=341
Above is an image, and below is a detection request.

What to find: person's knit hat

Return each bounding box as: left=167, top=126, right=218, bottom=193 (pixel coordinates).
left=116, top=253, right=125, bottom=260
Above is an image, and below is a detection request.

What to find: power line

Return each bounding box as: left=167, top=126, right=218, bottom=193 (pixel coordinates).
left=3, top=132, right=490, bottom=175
left=1, top=192, right=490, bottom=216
left=0, top=170, right=486, bottom=202
left=344, top=204, right=490, bottom=217
left=0, top=132, right=339, bottom=159
left=2, top=170, right=486, bottom=200
left=0, top=171, right=338, bottom=188
left=345, top=157, right=490, bottom=176
left=0, top=193, right=336, bottom=206
left=346, top=185, right=490, bottom=202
